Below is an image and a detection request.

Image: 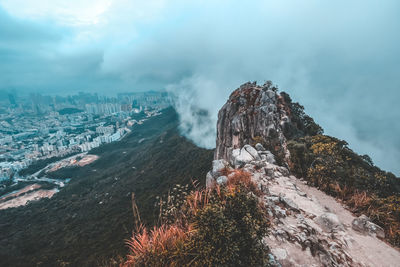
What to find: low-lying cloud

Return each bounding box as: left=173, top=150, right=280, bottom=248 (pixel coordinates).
left=0, top=0, right=399, bottom=175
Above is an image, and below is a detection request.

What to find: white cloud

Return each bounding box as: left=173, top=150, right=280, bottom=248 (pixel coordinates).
left=0, top=0, right=171, bottom=27
left=0, top=0, right=399, bottom=175
left=0, top=0, right=113, bottom=25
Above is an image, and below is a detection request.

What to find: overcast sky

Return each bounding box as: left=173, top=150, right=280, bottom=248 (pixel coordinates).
left=0, top=0, right=399, bottom=175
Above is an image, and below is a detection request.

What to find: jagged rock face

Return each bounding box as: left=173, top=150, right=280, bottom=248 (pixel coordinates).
left=214, top=81, right=290, bottom=165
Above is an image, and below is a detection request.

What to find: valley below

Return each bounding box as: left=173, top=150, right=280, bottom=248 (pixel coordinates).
left=0, top=152, right=100, bottom=210
left=0, top=108, right=213, bottom=267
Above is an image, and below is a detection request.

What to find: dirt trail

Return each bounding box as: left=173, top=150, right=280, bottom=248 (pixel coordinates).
left=264, top=172, right=400, bottom=267
left=0, top=188, right=58, bottom=210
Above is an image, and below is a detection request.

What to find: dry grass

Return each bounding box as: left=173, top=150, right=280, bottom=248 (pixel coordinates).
left=122, top=169, right=267, bottom=266
left=123, top=224, right=191, bottom=267
left=327, top=183, right=400, bottom=245
left=185, top=169, right=260, bottom=215
left=226, top=169, right=262, bottom=196
left=367, top=196, right=400, bottom=245
left=185, top=189, right=211, bottom=216
left=347, top=191, right=372, bottom=210
left=329, top=183, right=352, bottom=200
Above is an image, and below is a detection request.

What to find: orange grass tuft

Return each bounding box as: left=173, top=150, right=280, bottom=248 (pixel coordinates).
left=122, top=170, right=269, bottom=266
left=123, top=224, right=191, bottom=267
left=226, top=169, right=262, bottom=196
left=347, top=191, right=372, bottom=210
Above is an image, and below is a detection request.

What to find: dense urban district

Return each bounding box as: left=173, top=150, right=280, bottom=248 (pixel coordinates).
left=0, top=90, right=172, bottom=206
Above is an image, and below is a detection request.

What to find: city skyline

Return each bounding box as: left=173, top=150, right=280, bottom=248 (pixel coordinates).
left=0, top=91, right=171, bottom=183
left=0, top=1, right=399, bottom=175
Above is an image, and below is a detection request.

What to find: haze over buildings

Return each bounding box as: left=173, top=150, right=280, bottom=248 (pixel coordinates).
left=0, top=0, right=399, bottom=175
left=0, top=91, right=171, bottom=182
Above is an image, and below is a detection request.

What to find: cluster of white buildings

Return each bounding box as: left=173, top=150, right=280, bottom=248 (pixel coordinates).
left=85, top=103, right=124, bottom=115
left=78, top=128, right=125, bottom=152
left=0, top=91, right=171, bottom=185
left=0, top=160, right=31, bottom=181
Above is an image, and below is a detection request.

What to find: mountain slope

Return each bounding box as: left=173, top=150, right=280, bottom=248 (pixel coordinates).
left=0, top=108, right=213, bottom=267
left=208, top=81, right=400, bottom=266
left=120, top=81, right=400, bottom=267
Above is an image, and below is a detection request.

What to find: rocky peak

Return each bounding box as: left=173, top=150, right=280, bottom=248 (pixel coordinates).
left=207, top=81, right=400, bottom=266
left=214, top=81, right=290, bottom=166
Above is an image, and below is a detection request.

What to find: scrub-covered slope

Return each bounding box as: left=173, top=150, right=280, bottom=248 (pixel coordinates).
left=0, top=108, right=213, bottom=267
left=208, top=81, right=400, bottom=266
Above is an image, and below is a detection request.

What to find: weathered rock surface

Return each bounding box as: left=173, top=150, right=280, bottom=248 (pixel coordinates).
left=206, top=159, right=231, bottom=187
left=352, top=215, right=385, bottom=239
left=315, top=212, right=344, bottom=232
left=214, top=81, right=290, bottom=166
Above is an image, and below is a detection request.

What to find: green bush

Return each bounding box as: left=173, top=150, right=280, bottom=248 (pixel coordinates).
left=287, top=134, right=400, bottom=246
left=280, top=91, right=323, bottom=138
left=124, top=175, right=271, bottom=267
left=189, top=185, right=269, bottom=267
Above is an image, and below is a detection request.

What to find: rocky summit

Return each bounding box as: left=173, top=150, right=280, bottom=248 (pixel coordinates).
left=215, top=81, right=290, bottom=165
left=207, top=81, right=400, bottom=266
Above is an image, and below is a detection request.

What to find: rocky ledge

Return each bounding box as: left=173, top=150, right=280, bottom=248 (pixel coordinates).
left=207, top=144, right=400, bottom=267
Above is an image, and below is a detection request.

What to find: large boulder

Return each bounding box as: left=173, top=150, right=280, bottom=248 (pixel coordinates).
left=211, top=159, right=230, bottom=178
left=352, top=215, right=385, bottom=238
left=206, top=172, right=214, bottom=187
left=206, top=159, right=230, bottom=187
left=231, top=147, right=254, bottom=167
left=243, top=145, right=261, bottom=161
left=255, top=143, right=266, bottom=151
left=259, top=150, right=276, bottom=164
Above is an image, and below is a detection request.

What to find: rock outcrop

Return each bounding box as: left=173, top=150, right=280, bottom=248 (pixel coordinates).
left=214, top=81, right=290, bottom=165
left=208, top=82, right=400, bottom=266
left=352, top=215, right=385, bottom=239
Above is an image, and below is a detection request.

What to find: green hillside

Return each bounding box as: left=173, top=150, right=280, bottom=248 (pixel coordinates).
left=0, top=108, right=213, bottom=267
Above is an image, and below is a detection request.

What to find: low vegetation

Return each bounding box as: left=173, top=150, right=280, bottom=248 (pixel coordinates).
left=279, top=91, right=324, bottom=138
left=288, top=135, right=400, bottom=246
left=274, top=90, right=400, bottom=246
left=123, top=170, right=270, bottom=267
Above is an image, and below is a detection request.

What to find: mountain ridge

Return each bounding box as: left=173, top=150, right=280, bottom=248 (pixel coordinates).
left=206, top=81, right=400, bottom=265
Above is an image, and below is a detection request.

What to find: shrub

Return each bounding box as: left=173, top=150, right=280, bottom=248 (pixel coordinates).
left=156, top=184, right=191, bottom=225
left=226, top=169, right=261, bottom=196
left=123, top=171, right=270, bottom=266
left=124, top=224, right=191, bottom=266
left=188, top=185, right=269, bottom=266
left=287, top=135, right=400, bottom=246
left=279, top=92, right=323, bottom=138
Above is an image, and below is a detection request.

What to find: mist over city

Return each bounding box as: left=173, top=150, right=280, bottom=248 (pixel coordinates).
left=1, top=1, right=399, bottom=175
left=1, top=2, right=400, bottom=266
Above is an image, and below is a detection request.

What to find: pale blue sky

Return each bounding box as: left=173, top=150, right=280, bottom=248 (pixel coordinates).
left=0, top=0, right=399, bottom=175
